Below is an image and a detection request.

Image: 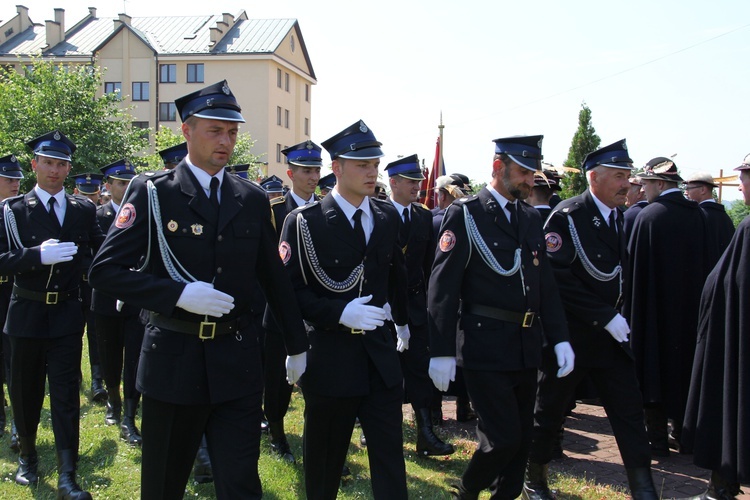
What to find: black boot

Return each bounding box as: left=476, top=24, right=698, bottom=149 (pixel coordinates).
left=56, top=449, right=92, bottom=499
left=15, top=434, right=39, bottom=486
left=644, top=406, right=670, bottom=457
left=416, top=408, right=454, bottom=456
left=268, top=420, right=295, bottom=464
left=193, top=436, right=213, bottom=484
left=0, top=386, right=6, bottom=436
left=10, top=419, right=19, bottom=453
left=522, top=461, right=556, bottom=500
left=105, top=400, right=121, bottom=426
left=450, top=481, right=480, bottom=499
left=120, top=399, right=142, bottom=447
left=689, top=470, right=742, bottom=500
left=90, top=365, right=108, bottom=403
left=626, top=467, right=659, bottom=500
left=455, top=396, right=476, bottom=422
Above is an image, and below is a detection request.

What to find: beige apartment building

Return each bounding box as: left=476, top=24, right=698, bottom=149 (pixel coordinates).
left=0, top=5, right=317, bottom=179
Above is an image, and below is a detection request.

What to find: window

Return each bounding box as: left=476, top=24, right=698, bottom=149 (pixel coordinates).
left=276, top=106, right=282, bottom=126
left=304, top=118, right=309, bottom=136
left=105, top=82, right=122, bottom=95
left=132, top=121, right=149, bottom=139
left=305, top=84, right=309, bottom=102
left=132, top=82, right=150, bottom=101
left=159, top=102, right=176, bottom=122
left=283, top=146, right=289, bottom=164
left=284, top=109, right=289, bottom=129
left=276, top=144, right=282, bottom=163
left=187, top=64, right=204, bottom=83
left=159, top=64, right=176, bottom=83
left=277, top=69, right=282, bottom=88
left=285, top=72, right=289, bottom=92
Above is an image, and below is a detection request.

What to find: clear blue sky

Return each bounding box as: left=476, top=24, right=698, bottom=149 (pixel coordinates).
left=6, top=0, right=750, bottom=201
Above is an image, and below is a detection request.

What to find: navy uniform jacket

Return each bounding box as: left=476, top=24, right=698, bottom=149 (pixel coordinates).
left=699, top=200, right=735, bottom=267
left=398, top=202, right=434, bottom=327
left=623, top=200, right=647, bottom=240
left=90, top=200, right=139, bottom=317
left=279, top=194, right=408, bottom=398
left=88, top=162, right=308, bottom=405
left=428, top=188, right=569, bottom=370
left=544, top=190, right=628, bottom=367
left=0, top=191, right=105, bottom=338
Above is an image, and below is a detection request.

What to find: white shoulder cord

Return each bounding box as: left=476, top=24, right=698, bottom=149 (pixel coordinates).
left=566, top=214, right=623, bottom=297
left=296, top=212, right=363, bottom=293
left=3, top=203, right=23, bottom=251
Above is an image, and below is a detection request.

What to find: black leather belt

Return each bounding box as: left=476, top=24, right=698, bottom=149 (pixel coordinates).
left=149, top=313, right=249, bottom=340
left=305, top=321, right=364, bottom=335
left=463, top=303, right=536, bottom=328
left=13, top=285, right=79, bottom=305
left=0, top=276, right=10, bottom=284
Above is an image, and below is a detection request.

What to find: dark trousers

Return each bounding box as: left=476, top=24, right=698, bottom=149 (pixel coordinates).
left=529, top=349, right=652, bottom=468
left=262, top=329, right=293, bottom=422
left=461, top=368, right=537, bottom=499
left=141, top=392, right=263, bottom=500
left=394, top=322, right=433, bottom=410
left=8, top=333, right=82, bottom=451
left=302, top=369, right=407, bottom=500
left=81, top=282, right=100, bottom=368
left=94, top=313, right=143, bottom=400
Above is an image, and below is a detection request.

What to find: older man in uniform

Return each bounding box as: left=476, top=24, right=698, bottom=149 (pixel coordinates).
left=385, top=154, right=454, bottom=456
left=623, top=174, right=647, bottom=239
left=0, top=154, right=22, bottom=446
left=0, top=130, right=104, bottom=499
left=624, top=157, right=710, bottom=457
left=524, top=140, right=658, bottom=500
left=261, top=140, right=323, bottom=463
left=89, top=81, right=308, bottom=499
left=90, top=159, right=144, bottom=447
left=428, top=135, right=575, bottom=499
left=279, top=120, right=410, bottom=499
left=684, top=172, right=735, bottom=268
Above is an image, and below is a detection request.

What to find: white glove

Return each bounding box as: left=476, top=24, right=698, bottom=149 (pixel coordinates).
left=554, top=341, right=575, bottom=378
left=176, top=281, right=234, bottom=317
left=339, top=295, right=386, bottom=331
left=428, top=356, right=456, bottom=392
left=383, top=302, right=393, bottom=322
left=286, top=352, right=307, bottom=385
left=395, top=324, right=410, bottom=352
left=39, top=239, right=77, bottom=265
left=604, top=313, right=630, bottom=343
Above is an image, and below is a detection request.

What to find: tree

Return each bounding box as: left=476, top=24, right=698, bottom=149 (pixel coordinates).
left=726, top=199, right=750, bottom=227
left=0, top=57, right=149, bottom=192
left=560, top=103, right=601, bottom=199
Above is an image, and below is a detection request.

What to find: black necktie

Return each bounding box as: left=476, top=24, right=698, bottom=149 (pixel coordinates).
left=209, top=177, right=220, bottom=211
left=506, top=202, right=518, bottom=233
left=399, top=207, right=411, bottom=245
left=353, top=209, right=366, bottom=249
left=48, top=197, right=61, bottom=229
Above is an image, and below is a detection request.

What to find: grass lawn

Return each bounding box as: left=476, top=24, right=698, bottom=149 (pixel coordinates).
left=0, top=343, right=628, bottom=499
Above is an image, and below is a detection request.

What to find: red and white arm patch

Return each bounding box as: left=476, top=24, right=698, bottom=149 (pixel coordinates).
left=115, top=203, right=136, bottom=229
left=545, top=232, right=562, bottom=253
left=278, top=241, right=292, bottom=264
left=439, top=230, right=456, bottom=253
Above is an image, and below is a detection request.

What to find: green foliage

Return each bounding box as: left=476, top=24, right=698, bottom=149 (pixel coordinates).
left=0, top=57, right=149, bottom=192
left=560, top=103, right=601, bottom=199
left=726, top=199, right=750, bottom=227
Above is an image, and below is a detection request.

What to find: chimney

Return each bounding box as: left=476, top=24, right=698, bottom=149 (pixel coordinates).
left=88, top=7, right=97, bottom=18
left=54, top=8, right=64, bottom=32
left=118, top=13, right=131, bottom=26
left=45, top=19, right=63, bottom=48
left=222, top=13, right=234, bottom=26
left=209, top=26, right=223, bottom=45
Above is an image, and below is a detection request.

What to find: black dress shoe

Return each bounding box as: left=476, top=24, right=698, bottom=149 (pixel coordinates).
left=416, top=409, right=454, bottom=456
left=456, top=397, right=476, bottom=423
left=341, top=465, right=351, bottom=477
left=105, top=402, right=121, bottom=426
left=270, top=440, right=296, bottom=464
left=57, top=471, right=92, bottom=499
left=15, top=452, right=39, bottom=486
left=359, top=432, right=367, bottom=447
left=10, top=421, right=19, bottom=453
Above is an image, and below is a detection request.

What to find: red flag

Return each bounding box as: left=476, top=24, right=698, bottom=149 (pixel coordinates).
left=422, top=136, right=444, bottom=209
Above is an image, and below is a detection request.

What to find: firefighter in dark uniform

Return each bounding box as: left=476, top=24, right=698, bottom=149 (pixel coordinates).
left=427, top=135, right=575, bottom=500
left=0, top=153, right=23, bottom=446
left=0, top=130, right=104, bottom=499
left=623, top=173, right=647, bottom=240
left=527, top=169, right=560, bottom=223
left=158, top=142, right=188, bottom=171
left=88, top=81, right=308, bottom=499
left=384, top=154, right=454, bottom=456
left=71, top=172, right=108, bottom=405
left=90, top=159, right=144, bottom=447
left=524, top=140, right=658, bottom=500
left=318, top=172, right=336, bottom=197
left=259, top=140, right=322, bottom=464
left=279, top=120, right=410, bottom=500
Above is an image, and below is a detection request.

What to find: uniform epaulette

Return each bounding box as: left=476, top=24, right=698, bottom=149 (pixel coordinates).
left=270, top=196, right=286, bottom=207
left=1, top=194, right=24, bottom=206
left=455, top=194, right=479, bottom=206
left=370, top=197, right=390, bottom=207
left=556, top=200, right=582, bottom=215
left=70, top=193, right=95, bottom=205
left=297, top=200, right=320, bottom=212
left=413, top=202, right=430, bottom=211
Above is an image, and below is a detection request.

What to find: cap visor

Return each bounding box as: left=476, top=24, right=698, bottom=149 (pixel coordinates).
left=598, top=162, right=633, bottom=170
left=36, top=151, right=71, bottom=162
left=337, top=146, right=384, bottom=160
left=109, top=174, right=136, bottom=180
left=399, top=172, right=426, bottom=181
left=0, top=172, right=24, bottom=179
left=508, top=154, right=539, bottom=172
left=192, top=109, right=246, bottom=123
left=289, top=160, right=323, bottom=167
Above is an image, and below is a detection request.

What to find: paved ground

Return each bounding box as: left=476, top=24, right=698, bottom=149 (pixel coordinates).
left=431, top=399, right=749, bottom=499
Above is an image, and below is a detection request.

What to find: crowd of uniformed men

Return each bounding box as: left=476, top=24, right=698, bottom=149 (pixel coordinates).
left=0, top=79, right=747, bottom=500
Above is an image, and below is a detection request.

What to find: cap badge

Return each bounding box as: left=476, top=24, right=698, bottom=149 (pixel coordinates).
left=359, top=122, right=367, bottom=133
left=167, top=220, right=178, bottom=232
left=85, top=174, right=91, bottom=181
left=206, top=98, right=214, bottom=107
left=537, top=138, right=543, bottom=148
left=191, top=223, right=204, bottom=236
left=10, top=155, right=16, bottom=162
left=622, top=140, right=628, bottom=150
left=305, top=140, right=313, bottom=150
left=222, top=83, right=230, bottom=95
left=53, top=131, right=61, bottom=140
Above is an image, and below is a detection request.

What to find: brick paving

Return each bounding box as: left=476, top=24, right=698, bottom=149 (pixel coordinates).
left=429, top=399, right=749, bottom=499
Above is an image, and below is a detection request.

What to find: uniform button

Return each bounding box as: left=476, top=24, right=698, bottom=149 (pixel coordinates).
left=593, top=321, right=598, bottom=326
left=477, top=322, right=482, bottom=327
left=334, top=259, right=339, bottom=264
left=31, top=266, right=36, bottom=271
left=217, top=235, right=223, bottom=242
left=522, top=265, right=525, bottom=270
left=216, top=267, right=223, bottom=274
left=55, top=269, right=60, bottom=274
left=31, top=235, right=36, bottom=240
left=363, top=256, right=367, bottom=262
left=597, top=254, right=601, bottom=258
left=493, top=242, right=498, bottom=246
left=182, top=228, right=187, bottom=233
left=364, top=279, right=368, bottom=284
left=151, top=343, right=157, bottom=349
left=54, top=285, right=59, bottom=290
left=526, top=286, right=530, bottom=291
